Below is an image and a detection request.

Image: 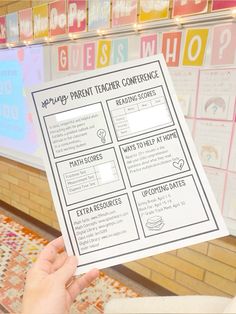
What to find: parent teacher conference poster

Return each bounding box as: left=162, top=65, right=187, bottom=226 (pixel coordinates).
left=28, top=55, right=228, bottom=274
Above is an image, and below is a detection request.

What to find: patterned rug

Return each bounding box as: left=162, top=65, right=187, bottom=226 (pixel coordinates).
left=0, top=212, right=139, bottom=314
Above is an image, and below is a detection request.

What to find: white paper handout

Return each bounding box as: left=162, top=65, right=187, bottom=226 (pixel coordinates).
left=28, top=55, right=228, bottom=274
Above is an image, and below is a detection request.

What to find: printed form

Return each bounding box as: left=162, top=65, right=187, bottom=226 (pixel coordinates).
left=29, top=55, right=228, bottom=274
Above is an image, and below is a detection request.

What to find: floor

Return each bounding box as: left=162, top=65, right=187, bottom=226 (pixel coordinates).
left=0, top=206, right=157, bottom=297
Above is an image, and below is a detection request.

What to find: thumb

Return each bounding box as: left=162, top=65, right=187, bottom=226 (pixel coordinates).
left=55, top=255, right=77, bottom=283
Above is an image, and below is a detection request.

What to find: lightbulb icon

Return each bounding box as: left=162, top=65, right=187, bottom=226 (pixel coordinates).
left=97, top=129, right=106, bottom=144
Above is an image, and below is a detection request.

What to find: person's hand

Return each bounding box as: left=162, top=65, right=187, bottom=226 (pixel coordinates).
left=22, top=236, right=99, bottom=314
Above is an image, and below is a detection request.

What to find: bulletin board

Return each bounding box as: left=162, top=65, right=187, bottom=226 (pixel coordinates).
left=0, top=0, right=235, bottom=234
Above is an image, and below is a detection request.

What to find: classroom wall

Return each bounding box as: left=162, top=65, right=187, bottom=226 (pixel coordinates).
left=1, top=155, right=236, bottom=297
left=1, top=0, right=236, bottom=298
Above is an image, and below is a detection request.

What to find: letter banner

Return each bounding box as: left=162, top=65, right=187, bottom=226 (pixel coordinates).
left=172, top=0, right=208, bottom=17
left=162, top=31, right=182, bottom=67
left=211, top=23, right=236, bottom=65
left=58, top=45, right=69, bottom=71
left=96, top=39, right=112, bottom=68
left=182, top=28, right=209, bottom=66
left=68, top=0, right=87, bottom=33
left=19, top=8, right=33, bottom=42
left=140, top=34, right=157, bottom=58
left=6, top=12, right=19, bottom=43
left=33, top=4, right=49, bottom=39
left=88, top=0, right=110, bottom=31
left=139, top=0, right=169, bottom=22
left=0, top=16, right=6, bottom=44
left=112, top=0, right=137, bottom=27
left=49, top=0, right=67, bottom=36
left=212, top=0, right=236, bottom=11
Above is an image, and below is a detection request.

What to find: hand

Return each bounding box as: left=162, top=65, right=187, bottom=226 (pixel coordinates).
left=22, top=236, right=99, bottom=314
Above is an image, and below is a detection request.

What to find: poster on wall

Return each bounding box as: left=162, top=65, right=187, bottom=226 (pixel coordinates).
left=6, top=12, right=19, bottom=43
left=68, top=0, right=87, bottom=33
left=0, top=16, right=6, bottom=44
left=88, top=0, right=110, bottom=31
left=49, top=0, right=67, bottom=36
left=172, top=0, right=208, bottom=17
left=33, top=4, right=49, bottom=39
left=112, top=0, right=137, bottom=27
left=212, top=0, right=236, bottom=11
left=139, top=0, right=169, bottom=22
left=29, top=54, right=228, bottom=274
left=19, top=8, right=33, bottom=42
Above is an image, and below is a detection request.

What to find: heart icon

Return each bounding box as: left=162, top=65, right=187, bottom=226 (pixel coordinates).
left=173, top=159, right=184, bottom=170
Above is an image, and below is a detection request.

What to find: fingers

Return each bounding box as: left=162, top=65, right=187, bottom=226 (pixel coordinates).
left=67, top=269, right=99, bottom=301
left=55, top=255, right=78, bottom=283
left=52, top=251, right=68, bottom=271
left=35, top=236, right=65, bottom=273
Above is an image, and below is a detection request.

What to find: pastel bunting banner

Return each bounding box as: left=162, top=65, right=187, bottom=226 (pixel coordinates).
left=6, top=12, right=19, bottom=42
left=58, top=45, right=69, bottom=71
left=19, top=8, right=33, bottom=42
left=212, top=0, right=236, bottom=11
left=172, top=0, right=208, bottom=17
left=182, top=28, right=209, bottom=66
left=112, top=0, right=137, bottom=27
left=140, top=34, right=157, bottom=58
left=68, top=0, right=86, bottom=33
left=162, top=31, right=182, bottom=67
left=139, top=0, right=169, bottom=22
left=112, top=37, right=129, bottom=64
left=96, top=39, right=112, bottom=68
left=88, top=0, right=110, bottom=31
left=33, top=4, right=49, bottom=39
left=83, top=42, right=96, bottom=70
left=49, top=0, right=67, bottom=36
left=211, top=23, right=236, bottom=65
left=0, top=16, right=6, bottom=44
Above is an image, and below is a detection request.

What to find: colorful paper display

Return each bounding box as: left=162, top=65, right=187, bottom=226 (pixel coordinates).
left=68, top=0, right=86, bottom=33
left=0, top=16, right=6, bottom=44
left=162, top=31, right=182, bottom=67
left=19, top=8, right=33, bottom=42
left=49, top=0, right=67, bottom=36
left=112, top=37, right=129, bottom=63
left=83, top=42, right=96, bottom=70
left=182, top=28, right=209, bottom=66
left=6, top=12, right=19, bottom=43
left=33, top=4, right=49, bottom=39
left=172, top=0, right=208, bottom=17
left=112, top=0, right=137, bottom=27
left=58, top=45, right=69, bottom=71
left=212, top=0, right=236, bottom=11
left=96, top=39, right=112, bottom=67
left=88, top=0, right=110, bottom=31
left=211, top=23, right=236, bottom=65
left=140, top=34, right=157, bottom=58
left=139, top=0, right=169, bottom=22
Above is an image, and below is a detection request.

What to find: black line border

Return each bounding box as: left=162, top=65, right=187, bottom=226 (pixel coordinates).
left=43, top=102, right=113, bottom=159
left=68, top=193, right=140, bottom=256
left=133, top=174, right=210, bottom=238
left=55, top=147, right=126, bottom=206
left=119, top=128, right=190, bottom=187
left=31, top=59, right=219, bottom=263
left=106, top=85, right=174, bottom=142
